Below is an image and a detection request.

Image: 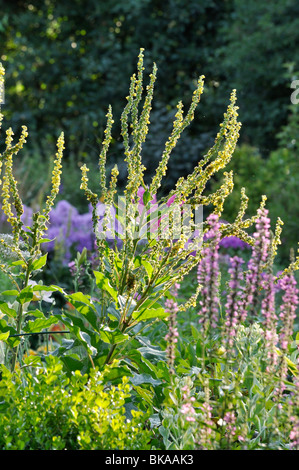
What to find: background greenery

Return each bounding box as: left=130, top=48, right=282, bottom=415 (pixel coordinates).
left=1, top=0, right=299, bottom=261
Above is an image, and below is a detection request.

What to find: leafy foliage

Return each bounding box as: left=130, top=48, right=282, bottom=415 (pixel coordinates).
left=0, top=357, right=151, bottom=450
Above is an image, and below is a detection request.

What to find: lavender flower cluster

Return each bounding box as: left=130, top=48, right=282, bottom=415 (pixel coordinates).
left=0, top=200, right=95, bottom=264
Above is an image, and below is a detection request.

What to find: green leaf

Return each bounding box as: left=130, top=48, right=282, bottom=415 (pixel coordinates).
left=30, top=253, right=48, bottom=272
left=17, top=286, right=33, bottom=305
left=9, top=260, right=26, bottom=267
left=136, top=336, right=166, bottom=361
left=32, top=284, right=65, bottom=294
left=134, top=256, right=153, bottom=279
left=0, top=331, right=9, bottom=341
left=100, top=363, right=133, bottom=384
left=60, top=354, right=85, bottom=373
left=142, top=188, right=152, bottom=206
left=22, top=355, right=42, bottom=367
left=93, top=271, right=117, bottom=301
left=67, top=293, right=98, bottom=329
left=1, top=290, right=19, bottom=297
left=128, top=349, right=160, bottom=378
left=26, top=309, right=46, bottom=318
left=132, top=306, right=167, bottom=322
left=0, top=320, right=20, bottom=348
left=39, top=238, right=54, bottom=244
left=23, top=316, right=59, bottom=333
left=99, top=326, right=129, bottom=345
left=107, top=303, right=121, bottom=321
left=0, top=301, right=17, bottom=318
left=132, top=384, right=154, bottom=405
left=130, top=373, right=162, bottom=386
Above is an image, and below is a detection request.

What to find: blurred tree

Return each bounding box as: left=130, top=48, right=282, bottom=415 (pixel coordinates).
left=0, top=0, right=232, bottom=192
left=216, top=0, right=299, bottom=155
left=1, top=0, right=299, bottom=197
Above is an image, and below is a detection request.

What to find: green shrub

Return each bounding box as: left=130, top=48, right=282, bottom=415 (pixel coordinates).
left=0, top=356, right=151, bottom=450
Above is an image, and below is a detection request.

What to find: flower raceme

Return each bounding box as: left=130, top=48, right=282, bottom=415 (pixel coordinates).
left=195, top=207, right=299, bottom=360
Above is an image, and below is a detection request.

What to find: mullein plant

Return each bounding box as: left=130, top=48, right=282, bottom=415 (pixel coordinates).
left=77, top=48, right=283, bottom=369
left=0, top=63, right=65, bottom=371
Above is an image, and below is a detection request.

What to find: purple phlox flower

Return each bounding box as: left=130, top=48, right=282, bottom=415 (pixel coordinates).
left=166, top=193, right=176, bottom=207
left=45, top=200, right=95, bottom=263
left=290, top=416, right=299, bottom=450
left=219, top=235, right=250, bottom=251
left=223, top=411, right=237, bottom=437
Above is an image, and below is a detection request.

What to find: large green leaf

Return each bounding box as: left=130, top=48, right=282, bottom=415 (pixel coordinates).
left=130, top=373, right=162, bottom=386
left=134, top=256, right=154, bottom=279
left=0, top=331, right=9, bottom=341
left=0, top=301, right=17, bottom=319
left=32, top=284, right=65, bottom=294
left=30, top=253, right=48, bottom=272
left=132, top=306, right=167, bottom=322
left=66, top=292, right=98, bottom=329
left=99, top=326, right=129, bottom=345
left=23, top=316, right=58, bottom=333
left=17, top=286, right=34, bottom=305
left=93, top=271, right=118, bottom=302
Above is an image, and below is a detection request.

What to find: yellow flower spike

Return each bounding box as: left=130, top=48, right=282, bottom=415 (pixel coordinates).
left=150, top=75, right=205, bottom=196
left=266, top=217, right=284, bottom=270
left=125, top=54, right=157, bottom=200
left=235, top=187, right=249, bottom=224
left=44, top=132, right=64, bottom=217
left=0, top=62, right=4, bottom=132
left=80, top=163, right=98, bottom=206
left=99, top=105, right=113, bottom=200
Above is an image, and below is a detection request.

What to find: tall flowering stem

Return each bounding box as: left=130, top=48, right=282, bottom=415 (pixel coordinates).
left=242, top=208, right=271, bottom=322
left=279, top=274, right=299, bottom=352
left=197, top=213, right=221, bottom=335
left=180, top=378, right=196, bottom=423
left=261, top=271, right=277, bottom=373
left=165, top=283, right=180, bottom=375
left=273, top=274, right=299, bottom=400
left=0, top=63, right=66, bottom=372
left=288, top=371, right=299, bottom=450
left=223, top=256, right=245, bottom=349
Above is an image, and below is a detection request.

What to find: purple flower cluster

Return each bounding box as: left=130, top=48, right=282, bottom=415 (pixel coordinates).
left=219, top=235, right=250, bottom=251
left=0, top=200, right=96, bottom=264
left=45, top=200, right=94, bottom=263
left=197, top=208, right=299, bottom=360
